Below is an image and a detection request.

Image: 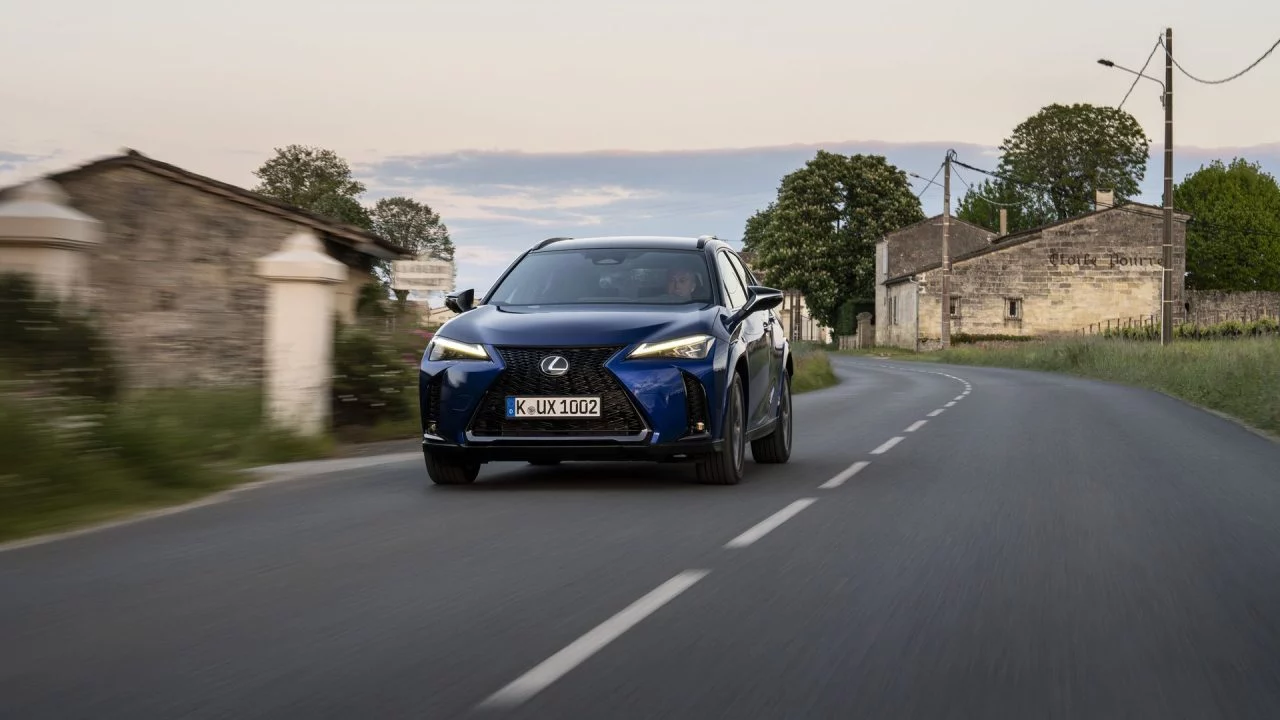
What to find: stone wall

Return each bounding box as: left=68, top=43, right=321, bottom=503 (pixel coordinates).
left=1185, top=290, right=1280, bottom=324
left=882, top=278, right=921, bottom=349
left=55, top=166, right=376, bottom=389
left=883, top=216, right=995, bottom=281
left=909, top=206, right=1187, bottom=341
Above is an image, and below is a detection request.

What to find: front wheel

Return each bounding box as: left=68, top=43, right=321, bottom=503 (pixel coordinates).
left=751, top=371, right=792, bottom=464
left=424, top=451, right=480, bottom=485
left=696, top=373, right=745, bottom=485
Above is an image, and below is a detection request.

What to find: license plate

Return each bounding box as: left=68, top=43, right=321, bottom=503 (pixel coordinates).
left=506, top=396, right=601, bottom=418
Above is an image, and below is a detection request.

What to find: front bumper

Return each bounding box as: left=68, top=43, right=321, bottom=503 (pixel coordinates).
left=419, top=343, right=725, bottom=460
left=422, top=437, right=724, bottom=463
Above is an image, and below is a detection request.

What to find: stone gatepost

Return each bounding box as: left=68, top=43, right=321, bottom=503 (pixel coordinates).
left=856, top=312, right=874, bottom=349
left=255, top=230, right=347, bottom=437
left=0, top=179, right=102, bottom=304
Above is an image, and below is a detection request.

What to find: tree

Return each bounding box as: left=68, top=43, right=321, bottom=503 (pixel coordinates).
left=369, top=196, right=457, bottom=297
left=252, top=145, right=372, bottom=229
left=1174, top=158, right=1280, bottom=291
left=741, top=203, right=776, bottom=254
left=956, top=177, right=1055, bottom=235
left=745, top=150, right=925, bottom=328
left=369, top=196, right=455, bottom=261
left=996, top=103, right=1151, bottom=221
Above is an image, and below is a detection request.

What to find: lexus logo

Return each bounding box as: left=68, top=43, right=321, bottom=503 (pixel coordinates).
left=540, top=355, right=570, bottom=377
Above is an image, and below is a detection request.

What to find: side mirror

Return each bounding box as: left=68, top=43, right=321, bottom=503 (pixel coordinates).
left=744, top=286, right=785, bottom=314
left=444, top=288, right=475, bottom=314
left=729, top=286, right=784, bottom=324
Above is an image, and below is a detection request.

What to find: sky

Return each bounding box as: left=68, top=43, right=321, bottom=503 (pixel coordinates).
left=1, top=0, right=1277, bottom=296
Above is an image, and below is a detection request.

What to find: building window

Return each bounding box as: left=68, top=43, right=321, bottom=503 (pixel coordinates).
left=1005, top=297, right=1023, bottom=320
left=887, top=296, right=897, bottom=326
left=949, top=297, right=961, bottom=318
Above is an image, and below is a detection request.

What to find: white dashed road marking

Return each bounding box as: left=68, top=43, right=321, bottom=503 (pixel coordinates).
left=724, top=499, right=818, bottom=548
left=820, top=461, right=870, bottom=489
left=481, top=358, right=980, bottom=710
left=479, top=569, right=711, bottom=709
left=870, top=437, right=905, bottom=455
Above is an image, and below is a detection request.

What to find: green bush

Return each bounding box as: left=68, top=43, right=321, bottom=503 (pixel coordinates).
left=951, top=332, right=1039, bottom=344
left=0, top=273, right=119, bottom=402
left=332, top=322, right=417, bottom=427
left=791, top=348, right=839, bottom=393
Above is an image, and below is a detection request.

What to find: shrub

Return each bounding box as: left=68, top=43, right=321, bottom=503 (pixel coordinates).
left=0, top=273, right=119, bottom=402
left=951, top=332, right=1038, bottom=344
left=791, top=348, right=838, bottom=393
left=332, top=322, right=417, bottom=427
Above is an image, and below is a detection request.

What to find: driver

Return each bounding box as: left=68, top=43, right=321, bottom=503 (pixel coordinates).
left=666, top=268, right=697, bottom=300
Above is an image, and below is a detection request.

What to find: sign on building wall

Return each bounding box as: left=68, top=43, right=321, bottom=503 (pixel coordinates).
left=392, top=256, right=456, bottom=293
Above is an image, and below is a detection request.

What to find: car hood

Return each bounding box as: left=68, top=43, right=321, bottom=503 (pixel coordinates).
left=435, top=303, right=724, bottom=348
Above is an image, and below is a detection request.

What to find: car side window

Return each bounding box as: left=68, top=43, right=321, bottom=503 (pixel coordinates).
left=715, top=252, right=748, bottom=310
left=725, top=252, right=755, bottom=289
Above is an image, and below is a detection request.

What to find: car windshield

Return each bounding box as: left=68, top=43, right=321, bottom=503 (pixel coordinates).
left=486, top=248, right=716, bottom=306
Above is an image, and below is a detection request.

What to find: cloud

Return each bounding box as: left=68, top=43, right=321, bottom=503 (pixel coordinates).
left=4, top=139, right=1279, bottom=298
left=0, top=150, right=66, bottom=186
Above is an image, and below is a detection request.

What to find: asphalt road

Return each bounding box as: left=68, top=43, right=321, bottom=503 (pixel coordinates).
left=3, top=356, right=1280, bottom=719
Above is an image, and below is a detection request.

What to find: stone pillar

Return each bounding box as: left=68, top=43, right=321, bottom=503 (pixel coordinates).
left=856, top=312, right=874, bottom=349
left=0, top=179, right=102, bottom=304
left=255, top=230, right=348, bottom=437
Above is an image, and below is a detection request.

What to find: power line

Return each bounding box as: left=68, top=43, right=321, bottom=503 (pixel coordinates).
left=1160, top=34, right=1280, bottom=85
left=911, top=163, right=945, bottom=199
left=1121, top=36, right=1164, bottom=109
left=950, top=165, right=1026, bottom=208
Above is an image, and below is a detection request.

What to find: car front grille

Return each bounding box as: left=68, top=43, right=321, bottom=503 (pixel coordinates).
left=468, top=346, right=648, bottom=437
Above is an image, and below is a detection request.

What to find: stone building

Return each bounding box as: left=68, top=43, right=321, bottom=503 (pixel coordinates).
left=875, top=200, right=1189, bottom=349
left=0, top=149, right=411, bottom=389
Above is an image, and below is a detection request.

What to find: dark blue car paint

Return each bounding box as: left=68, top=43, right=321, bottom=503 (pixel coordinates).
left=418, top=236, right=791, bottom=463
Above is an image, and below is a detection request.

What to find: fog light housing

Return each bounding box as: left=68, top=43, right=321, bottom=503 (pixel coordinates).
left=694, top=421, right=705, bottom=432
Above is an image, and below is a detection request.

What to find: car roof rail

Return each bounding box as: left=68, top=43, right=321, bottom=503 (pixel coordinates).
left=696, top=234, right=719, bottom=249
left=533, top=236, right=573, bottom=250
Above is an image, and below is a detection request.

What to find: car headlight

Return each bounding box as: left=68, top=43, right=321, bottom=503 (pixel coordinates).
left=427, top=336, right=491, bottom=362
left=627, top=334, right=715, bottom=360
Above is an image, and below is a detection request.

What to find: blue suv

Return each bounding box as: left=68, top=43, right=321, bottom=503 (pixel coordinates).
left=418, top=235, right=793, bottom=485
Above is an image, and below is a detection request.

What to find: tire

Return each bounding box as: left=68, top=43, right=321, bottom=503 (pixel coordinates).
left=424, top=451, right=480, bottom=485
left=696, top=372, right=746, bottom=485
left=751, top=371, right=792, bottom=464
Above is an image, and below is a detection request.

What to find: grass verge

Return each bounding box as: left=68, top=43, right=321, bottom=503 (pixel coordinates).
left=0, top=386, right=334, bottom=543
left=792, top=344, right=839, bottom=393
left=843, top=338, right=1280, bottom=438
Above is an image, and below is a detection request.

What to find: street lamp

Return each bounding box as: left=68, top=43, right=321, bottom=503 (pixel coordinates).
left=1098, top=27, right=1175, bottom=347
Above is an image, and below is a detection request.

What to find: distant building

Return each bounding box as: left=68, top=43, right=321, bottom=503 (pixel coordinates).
left=875, top=196, right=1189, bottom=349
left=0, top=149, right=412, bottom=388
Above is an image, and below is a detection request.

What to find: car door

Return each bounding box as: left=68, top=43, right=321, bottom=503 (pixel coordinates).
left=715, top=250, right=771, bottom=430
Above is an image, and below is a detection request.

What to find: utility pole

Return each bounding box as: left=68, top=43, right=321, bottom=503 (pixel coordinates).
left=1161, top=27, right=1174, bottom=346
left=940, top=151, right=952, bottom=348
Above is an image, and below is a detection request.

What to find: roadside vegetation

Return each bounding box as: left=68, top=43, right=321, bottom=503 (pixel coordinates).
left=0, top=274, right=425, bottom=542
left=841, top=326, right=1280, bottom=438
left=791, top=342, right=839, bottom=393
